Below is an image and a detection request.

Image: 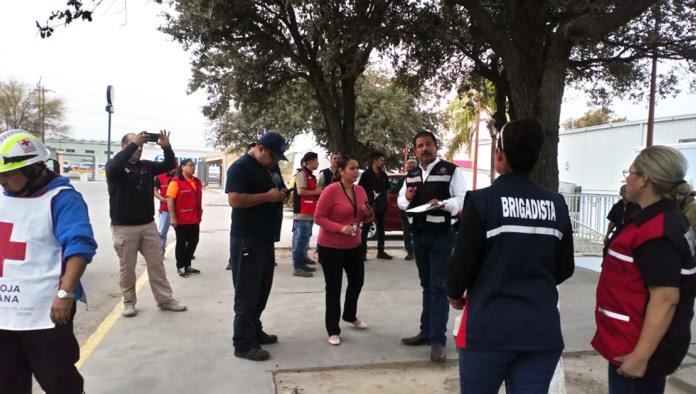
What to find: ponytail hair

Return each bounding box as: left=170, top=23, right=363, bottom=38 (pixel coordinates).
left=632, top=145, right=696, bottom=230
left=177, top=159, right=194, bottom=181
left=333, top=154, right=353, bottom=182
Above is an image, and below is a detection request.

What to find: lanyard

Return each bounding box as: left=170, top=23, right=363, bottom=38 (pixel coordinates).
left=340, top=182, right=357, bottom=220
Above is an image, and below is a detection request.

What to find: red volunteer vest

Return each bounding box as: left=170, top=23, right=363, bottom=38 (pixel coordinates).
left=172, top=177, right=203, bottom=225
left=592, top=210, right=670, bottom=364
left=157, top=173, right=175, bottom=213
left=299, top=168, right=318, bottom=216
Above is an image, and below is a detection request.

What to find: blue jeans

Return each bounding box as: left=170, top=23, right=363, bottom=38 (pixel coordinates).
left=292, top=220, right=313, bottom=269
left=157, top=211, right=170, bottom=252
left=457, top=347, right=561, bottom=394
left=607, top=363, right=666, bottom=394
left=413, top=228, right=454, bottom=346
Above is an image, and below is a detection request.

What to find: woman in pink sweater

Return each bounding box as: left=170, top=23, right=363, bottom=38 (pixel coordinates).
left=315, top=156, right=374, bottom=346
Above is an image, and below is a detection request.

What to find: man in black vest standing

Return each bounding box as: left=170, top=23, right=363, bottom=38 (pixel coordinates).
left=318, top=152, right=341, bottom=188
left=398, top=131, right=467, bottom=362
left=359, top=151, right=392, bottom=260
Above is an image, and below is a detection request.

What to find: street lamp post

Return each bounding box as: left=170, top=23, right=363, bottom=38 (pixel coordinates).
left=106, top=85, right=115, bottom=161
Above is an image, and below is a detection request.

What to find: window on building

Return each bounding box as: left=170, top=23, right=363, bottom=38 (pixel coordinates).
left=65, top=149, right=75, bottom=153
left=85, top=149, right=95, bottom=154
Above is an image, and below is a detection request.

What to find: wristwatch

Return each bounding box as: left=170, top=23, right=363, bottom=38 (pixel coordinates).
left=56, top=289, right=75, bottom=299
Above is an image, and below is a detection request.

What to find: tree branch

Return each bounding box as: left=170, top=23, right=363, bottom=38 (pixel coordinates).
left=458, top=0, right=513, bottom=57
left=562, top=0, right=658, bottom=40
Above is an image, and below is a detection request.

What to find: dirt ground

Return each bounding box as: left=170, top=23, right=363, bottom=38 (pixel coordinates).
left=274, top=353, right=693, bottom=394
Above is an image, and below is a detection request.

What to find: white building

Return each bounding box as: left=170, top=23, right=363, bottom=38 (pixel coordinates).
left=462, top=113, right=696, bottom=194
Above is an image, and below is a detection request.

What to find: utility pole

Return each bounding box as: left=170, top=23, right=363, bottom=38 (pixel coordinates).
left=35, top=82, right=45, bottom=143
left=646, top=5, right=661, bottom=147
left=472, top=91, right=481, bottom=190
left=35, top=81, right=53, bottom=143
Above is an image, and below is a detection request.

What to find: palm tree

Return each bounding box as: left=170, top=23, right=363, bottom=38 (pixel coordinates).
left=443, top=81, right=497, bottom=162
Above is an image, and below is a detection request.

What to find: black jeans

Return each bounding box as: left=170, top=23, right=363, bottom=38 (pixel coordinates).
left=318, top=244, right=365, bottom=336
left=230, top=236, right=275, bottom=352
left=399, top=210, right=413, bottom=255
left=362, top=210, right=386, bottom=255
left=174, top=223, right=200, bottom=270
left=608, top=363, right=666, bottom=394
left=0, top=303, right=82, bottom=394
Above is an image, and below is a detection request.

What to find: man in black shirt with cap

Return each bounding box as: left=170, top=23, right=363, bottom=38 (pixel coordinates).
left=226, top=132, right=289, bottom=361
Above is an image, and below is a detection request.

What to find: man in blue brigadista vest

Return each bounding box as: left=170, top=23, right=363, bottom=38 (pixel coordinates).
left=398, top=130, right=467, bottom=362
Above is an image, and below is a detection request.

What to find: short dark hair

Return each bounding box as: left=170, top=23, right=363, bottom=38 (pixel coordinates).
left=412, top=130, right=437, bottom=147
left=371, top=151, right=385, bottom=162
left=247, top=142, right=257, bottom=150
left=121, top=133, right=134, bottom=146
left=499, top=118, right=545, bottom=172
left=301, top=151, right=318, bottom=166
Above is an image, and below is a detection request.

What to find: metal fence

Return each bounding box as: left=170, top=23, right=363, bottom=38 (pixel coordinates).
left=562, top=193, right=619, bottom=256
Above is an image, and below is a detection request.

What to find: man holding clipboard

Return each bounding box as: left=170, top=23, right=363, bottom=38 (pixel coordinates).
left=397, top=130, right=467, bottom=362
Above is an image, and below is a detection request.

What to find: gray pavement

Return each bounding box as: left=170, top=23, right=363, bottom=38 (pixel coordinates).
left=66, top=182, right=695, bottom=393
left=76, top=186, right=604, bottom=394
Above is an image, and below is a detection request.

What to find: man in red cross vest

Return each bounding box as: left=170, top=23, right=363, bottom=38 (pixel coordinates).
left=0, top=129, right=98, bottom=394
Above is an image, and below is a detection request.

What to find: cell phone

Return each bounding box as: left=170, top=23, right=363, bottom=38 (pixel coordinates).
left=144, top=132, right=160, bottom=143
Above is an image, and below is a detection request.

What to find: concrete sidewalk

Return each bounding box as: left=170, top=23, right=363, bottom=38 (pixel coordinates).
left=76, top=191, right=695, bottom=393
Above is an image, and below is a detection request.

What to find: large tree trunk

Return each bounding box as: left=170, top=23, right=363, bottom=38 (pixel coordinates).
left=503, top=36, right=571, bottom=192
left=310, top=74, right=366, bottom=164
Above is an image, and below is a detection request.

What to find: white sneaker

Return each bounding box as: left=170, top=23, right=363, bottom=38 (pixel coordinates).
left=122, top=304, right=137, bottom=318
left=158, top=300, right=187, bottom=312
left=351, top=319, right=368, bottom=329
left=328, top=335, right=341, bottom=346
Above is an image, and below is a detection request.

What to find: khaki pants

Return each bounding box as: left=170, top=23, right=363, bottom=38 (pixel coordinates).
left=111, top=222, right=175, bottom=307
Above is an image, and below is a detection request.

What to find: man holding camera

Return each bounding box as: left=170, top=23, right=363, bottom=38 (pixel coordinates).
left=106, top=130, right=187, bottom=318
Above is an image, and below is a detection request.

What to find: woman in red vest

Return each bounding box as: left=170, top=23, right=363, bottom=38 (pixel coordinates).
left=593, top=146, right=696, bottom=393
left=166, top=159, right=203, bottom=278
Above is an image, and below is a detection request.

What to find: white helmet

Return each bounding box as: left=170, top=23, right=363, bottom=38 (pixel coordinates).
left=0, top=130, right=50, bottom=173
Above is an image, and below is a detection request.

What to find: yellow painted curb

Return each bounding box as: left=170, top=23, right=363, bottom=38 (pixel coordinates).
left=76, top=242, right=175, bottom=370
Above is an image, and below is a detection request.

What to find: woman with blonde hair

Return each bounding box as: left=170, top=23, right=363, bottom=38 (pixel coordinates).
left=592, top=145, right=696, bottom=393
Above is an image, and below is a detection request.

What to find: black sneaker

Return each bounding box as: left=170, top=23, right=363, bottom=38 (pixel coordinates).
left=304, top=256, right=317, bottom=265
left=234, top=347, right=270, bottom=361
left=185, top=267, right=201, bottom=274
left=177, top=268, right=189, bottom=278
left=293, top=269, right=313, bottom=278
left=225, top=263, right=232, bottom=270
left=377, top=252, right=393, bottom=260
left=401, top=333, right=428, bottom=346
left=191, top=255, right=196, bottom=260
left=259, top=331, right=278, bottom=345
left=299, top=265, right=316, bottom=272
left=405, top=253, right=415, bottom=261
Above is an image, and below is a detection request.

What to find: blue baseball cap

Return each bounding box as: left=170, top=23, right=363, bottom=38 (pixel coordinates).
left=258, top=132, right=288, bottom=161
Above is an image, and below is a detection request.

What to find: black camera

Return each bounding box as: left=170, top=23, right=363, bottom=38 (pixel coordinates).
left=143, top=132, right=160, bottom=143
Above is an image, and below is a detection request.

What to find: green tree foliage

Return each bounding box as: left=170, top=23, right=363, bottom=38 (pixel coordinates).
left=160, top=0, right=416, bottom=161
left=207, top=70, right=435, bottom=168
left=443, top=80, right=497, bottom=160
left=396, top=0, right=696, bottom=190
left=0, top=80, right=70, bottom=139
left=562, top=107, right=627, bottom=129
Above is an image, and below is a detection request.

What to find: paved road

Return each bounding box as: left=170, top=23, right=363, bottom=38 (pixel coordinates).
left=70, top=181, right=409, bottom=345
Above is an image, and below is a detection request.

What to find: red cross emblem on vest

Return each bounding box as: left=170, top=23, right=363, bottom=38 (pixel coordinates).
left=0, top=222, right=26, bottom=277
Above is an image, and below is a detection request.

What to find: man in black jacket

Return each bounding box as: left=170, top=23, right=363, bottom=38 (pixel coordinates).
left=106, top=130, right=187, bottom=318
left=359, top=151, right=392, bottom=260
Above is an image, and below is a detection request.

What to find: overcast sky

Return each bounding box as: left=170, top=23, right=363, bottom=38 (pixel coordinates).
left=1, top=1, right=694, bottom=152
